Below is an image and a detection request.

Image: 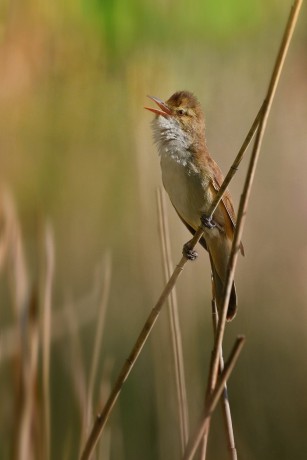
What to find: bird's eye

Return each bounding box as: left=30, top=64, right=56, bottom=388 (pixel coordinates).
left=177, top=109, right=186, bottom=116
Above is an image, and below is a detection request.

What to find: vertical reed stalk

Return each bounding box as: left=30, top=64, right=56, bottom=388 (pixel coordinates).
left=41, top=224, right=55, bottom=460
left=157, top=187, right=189, bottom=453
left=85, top=255, right=111, bottom=441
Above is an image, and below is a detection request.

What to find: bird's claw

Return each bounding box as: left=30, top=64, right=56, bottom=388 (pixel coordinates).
left=183, top=243, right=198, bottom=261
left=201, top=215, right=216, bottom=230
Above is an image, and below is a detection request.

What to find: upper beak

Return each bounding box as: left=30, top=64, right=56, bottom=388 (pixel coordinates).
left=144, top=95, right=172, bottom=117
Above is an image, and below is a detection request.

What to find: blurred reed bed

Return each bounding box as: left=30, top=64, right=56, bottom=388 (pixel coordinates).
left=0, top=191, right=113, bottom=459
left=0, top=1, right=307, bottom=459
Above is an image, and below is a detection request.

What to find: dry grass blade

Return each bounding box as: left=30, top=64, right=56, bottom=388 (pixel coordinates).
left=0, top=189, right=14, bottom=272
left=0, top=194, right=48, bottom=460
left=157, top=187, right=189, bottom=453
left=64, top=298, right=88, bottom=433
left=0, top=288, right=100, bottom=364
left=41, top=223, right=55, bottom=460
left=2, top=192, right=32, bottom=459
left=4, top=192, right=29, bottom=317
left=85, top=254, right=112, bottom=440
left=183, top=336, right=245, bottom=460
left=18, top=290, right=40, bottom=460
left=220, top=383, right=237, bottom=460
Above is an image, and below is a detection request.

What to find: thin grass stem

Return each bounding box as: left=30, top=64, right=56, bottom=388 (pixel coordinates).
left=157, top=187, right=189, bottom=453
left=85, top=254, right=112, bottom=441
left=41, top=223, right=55, bottom=460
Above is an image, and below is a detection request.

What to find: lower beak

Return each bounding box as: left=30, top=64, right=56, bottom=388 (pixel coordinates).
left=144, top=95, right=172, bottom=117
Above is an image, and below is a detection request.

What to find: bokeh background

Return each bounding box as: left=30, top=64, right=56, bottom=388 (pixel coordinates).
left=0, top=0, right=307, bottom=459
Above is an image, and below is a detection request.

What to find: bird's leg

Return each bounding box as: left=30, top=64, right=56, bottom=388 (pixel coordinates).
left=182, top=241, right=198, bottom=261
left=201, top=214, right=225, bottom=233
left=201, top=214, right=216, bottom=230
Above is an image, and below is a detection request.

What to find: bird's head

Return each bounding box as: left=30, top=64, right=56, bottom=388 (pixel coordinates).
left=145, top=90, right=206, bottom=152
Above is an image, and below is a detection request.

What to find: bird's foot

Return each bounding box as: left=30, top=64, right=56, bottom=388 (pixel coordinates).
left=183, top=243, right=198, bottom=261
left=201, top=214, right=216, bottom=230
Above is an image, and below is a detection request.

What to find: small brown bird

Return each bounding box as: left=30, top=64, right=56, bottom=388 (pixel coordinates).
left=145, top=90, right=243, bottom=320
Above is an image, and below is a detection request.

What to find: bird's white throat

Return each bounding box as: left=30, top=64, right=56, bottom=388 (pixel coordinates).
left=152, top=115, right=192, bottom=167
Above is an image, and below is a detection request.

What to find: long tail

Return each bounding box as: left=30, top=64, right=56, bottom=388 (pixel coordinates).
left=209, top=254, right=237, bottom=321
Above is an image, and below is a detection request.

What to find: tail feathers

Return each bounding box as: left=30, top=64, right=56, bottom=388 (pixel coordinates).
left=210, top=262, right=238, bottom=321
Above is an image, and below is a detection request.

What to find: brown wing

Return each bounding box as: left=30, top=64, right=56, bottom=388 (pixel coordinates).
left=210, top=164, right=245, bottom=256
left=211, top=176, right=237, bottom=229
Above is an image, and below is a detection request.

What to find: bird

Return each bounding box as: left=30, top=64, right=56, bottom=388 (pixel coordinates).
left=145, top=90, right=243, bottom=320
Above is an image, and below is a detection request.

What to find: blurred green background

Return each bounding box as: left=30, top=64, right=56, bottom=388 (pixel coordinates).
left=0, top=0, right=307, bottom=459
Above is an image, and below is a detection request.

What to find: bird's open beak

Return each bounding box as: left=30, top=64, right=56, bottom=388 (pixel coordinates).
left=144, top=95, right=172, bottom=117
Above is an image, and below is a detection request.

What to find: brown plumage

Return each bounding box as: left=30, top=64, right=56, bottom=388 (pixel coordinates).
left=145, top=90, right=243, bottom=320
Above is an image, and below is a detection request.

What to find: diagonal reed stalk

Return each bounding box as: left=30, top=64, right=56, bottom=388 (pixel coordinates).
left=183, top=1, right=303, bottom=458
left=80, top=2, right=302, bottom=457
left=200, top=297, right=238, bottom=460
left=183, top=336, right=245, bottom=460
left=157, top=187, right=189, bottom=453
